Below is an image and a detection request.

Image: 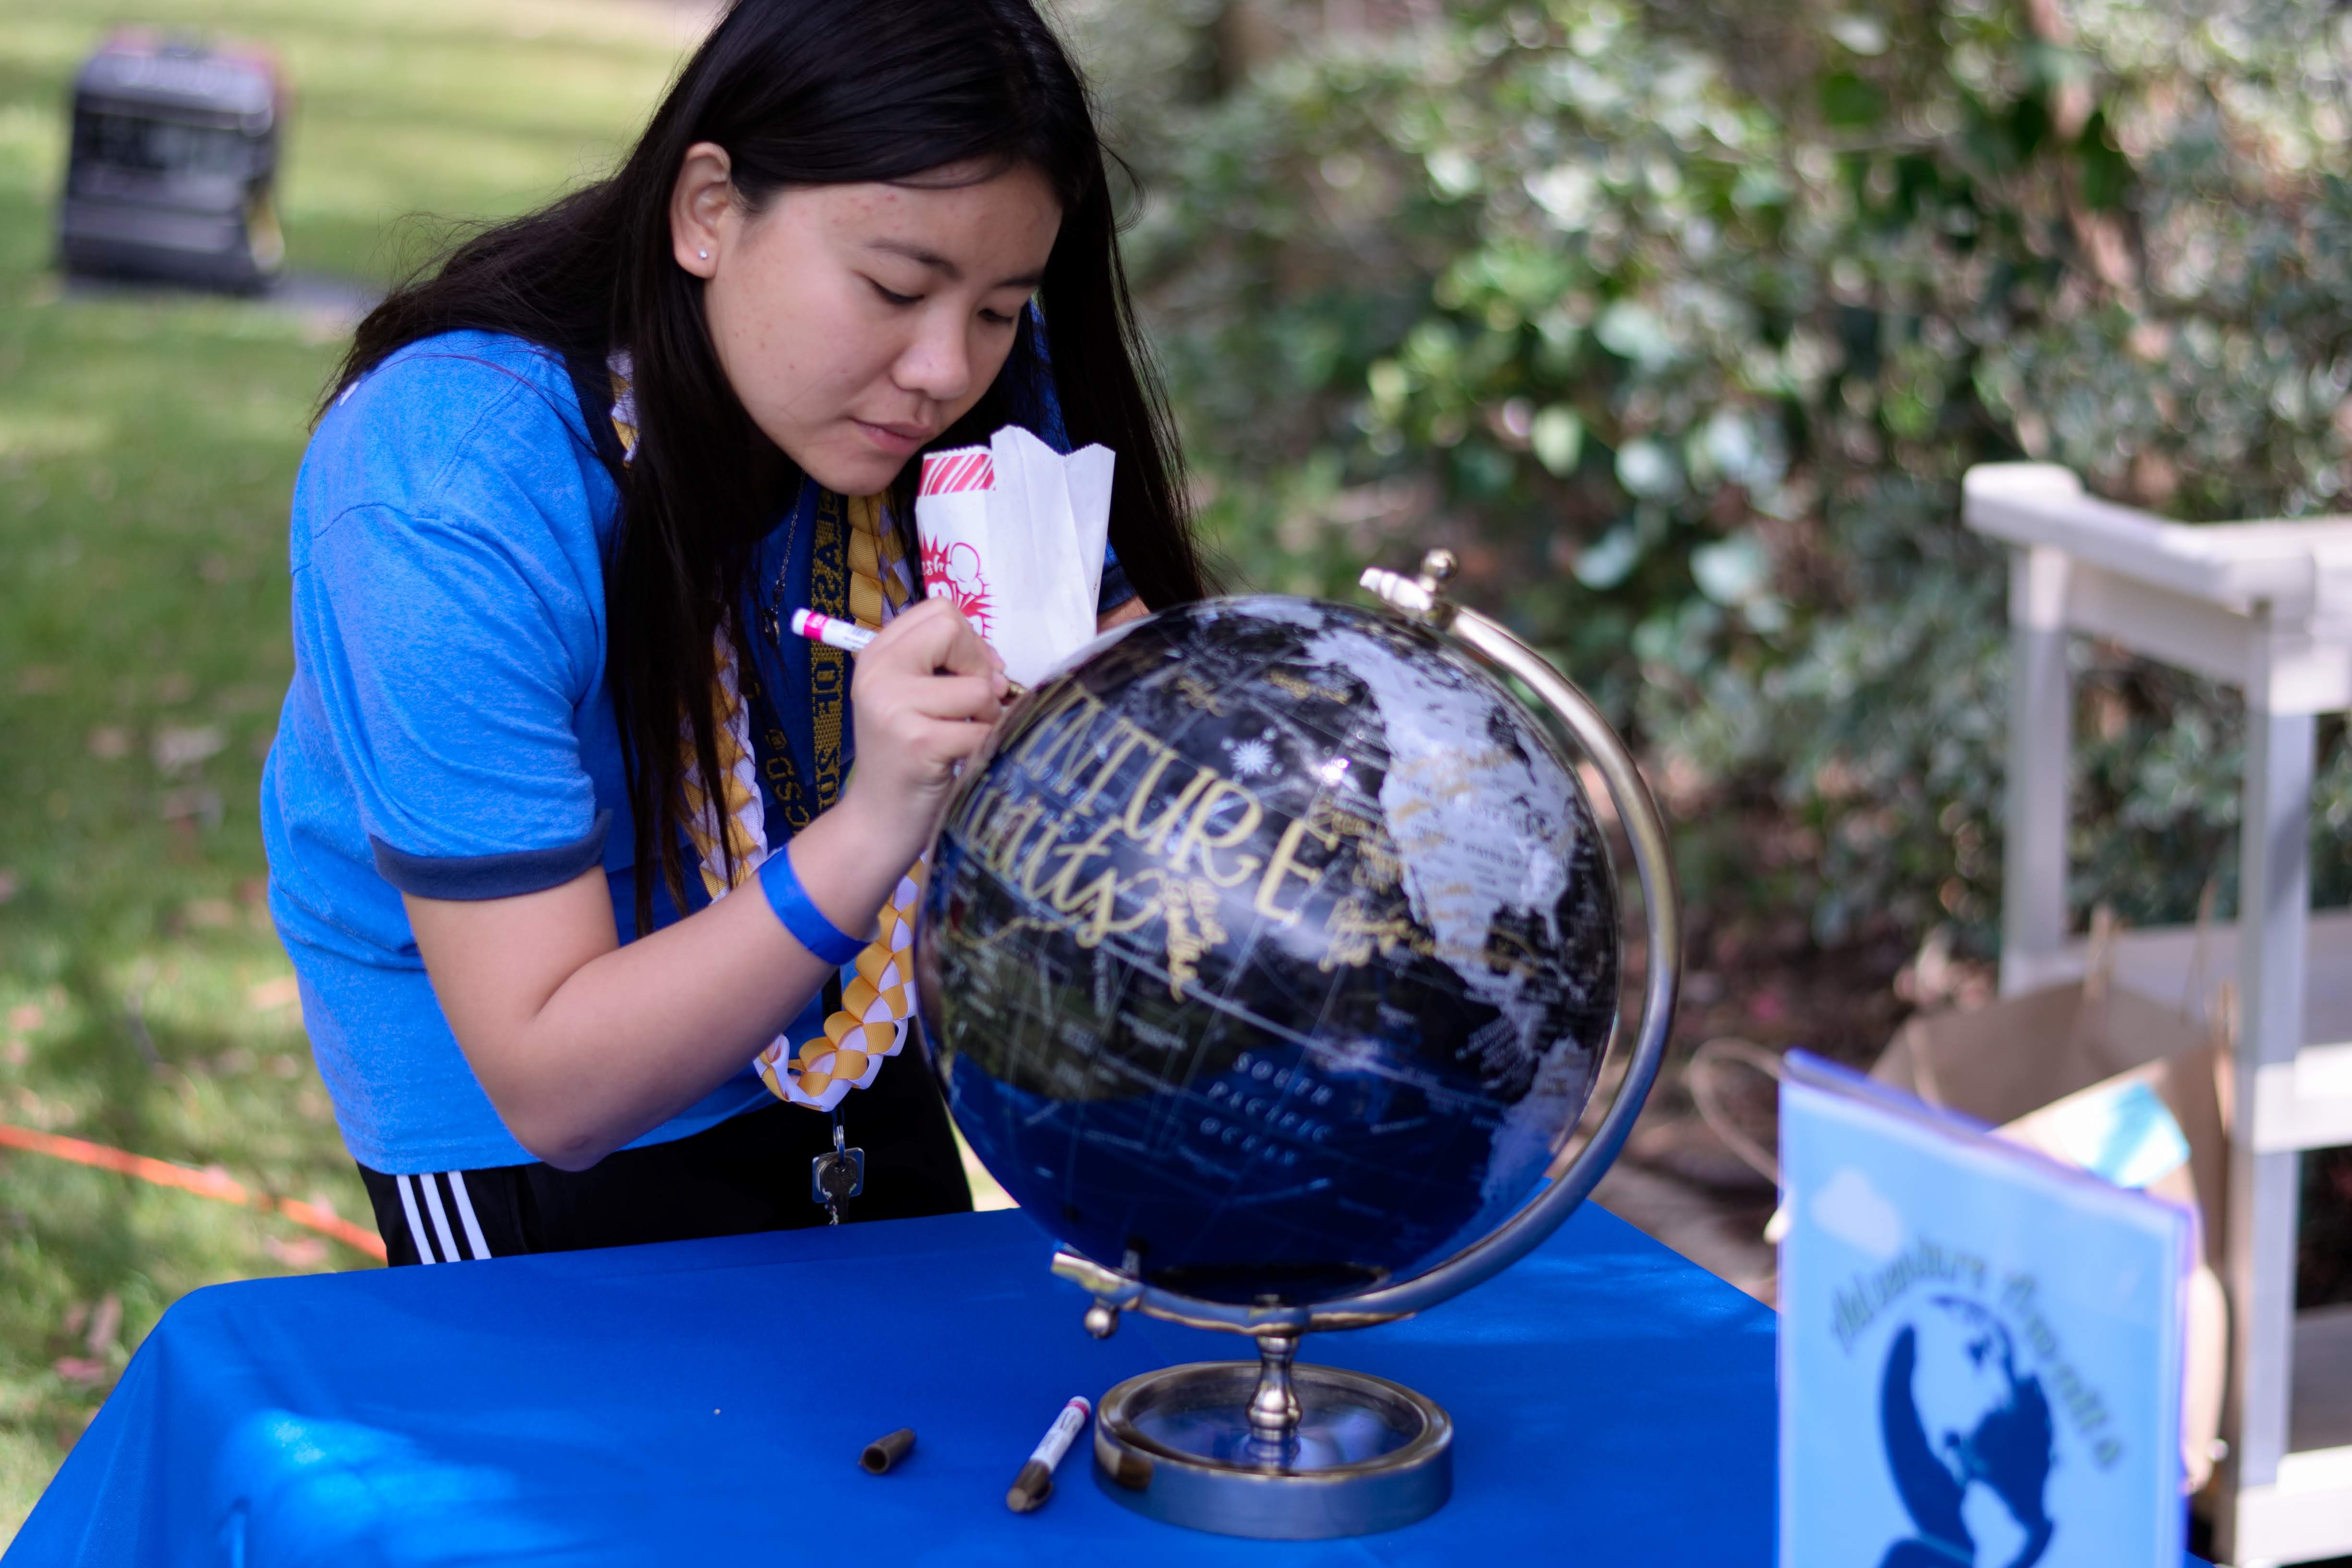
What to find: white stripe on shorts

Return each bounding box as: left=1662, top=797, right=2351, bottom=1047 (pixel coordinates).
left=396, top=1174, right=439, bottom=1264
left=447, top=1171, right=491, bottom=1260
left=419, top=1172, right=463, bottom=1264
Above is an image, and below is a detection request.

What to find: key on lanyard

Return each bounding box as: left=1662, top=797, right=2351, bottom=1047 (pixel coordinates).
left=812, top=1111, right=864, bottom=1226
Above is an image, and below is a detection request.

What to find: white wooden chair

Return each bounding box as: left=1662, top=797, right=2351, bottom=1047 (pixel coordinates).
left=1966, top=462, right=2352, bottom=1567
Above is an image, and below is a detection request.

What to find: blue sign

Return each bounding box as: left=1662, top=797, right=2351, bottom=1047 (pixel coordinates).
left=1779, top=1054, right=2190, bottom=1567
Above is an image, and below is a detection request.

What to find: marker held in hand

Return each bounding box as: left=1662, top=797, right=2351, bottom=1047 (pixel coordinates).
left=788, top=607, right=1024, bottom=701
left=790, top=608, right=874, bottom=656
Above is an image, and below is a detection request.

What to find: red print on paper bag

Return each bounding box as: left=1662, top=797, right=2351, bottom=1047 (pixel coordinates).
left=918, top=451, right=995, bottom=495
left=920, top=540, right=993, bottom=636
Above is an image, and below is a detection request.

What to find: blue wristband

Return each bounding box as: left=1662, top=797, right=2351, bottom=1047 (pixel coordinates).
left=757, top=845, right=869, bottom=965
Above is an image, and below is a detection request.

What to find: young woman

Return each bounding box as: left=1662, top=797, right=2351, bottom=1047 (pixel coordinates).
left=261, top=0, right=1207, bottom=1264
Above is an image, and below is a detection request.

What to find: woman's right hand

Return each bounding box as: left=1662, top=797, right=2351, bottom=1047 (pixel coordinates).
left=406, top=602, right=1001, bottom=1171
left=837, top=597, right=1007, bottom=862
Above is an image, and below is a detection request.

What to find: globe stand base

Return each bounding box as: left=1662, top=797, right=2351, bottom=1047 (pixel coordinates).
left=1092, top=1360, right=1451, bottom=1539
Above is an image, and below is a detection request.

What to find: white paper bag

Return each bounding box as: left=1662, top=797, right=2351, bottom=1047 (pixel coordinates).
left=915, top=425, right=1113, bottom=687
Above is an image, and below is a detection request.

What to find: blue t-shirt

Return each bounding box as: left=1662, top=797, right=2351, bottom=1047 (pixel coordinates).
left=261, top=332, right=775, bottom=1173
left=265, top=329, right=1133, bottom=1175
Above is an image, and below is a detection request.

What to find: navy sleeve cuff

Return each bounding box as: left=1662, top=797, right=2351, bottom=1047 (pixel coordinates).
left=1098, top=557, right=1138, bottom=612
left=370, top=810, right=611, bottom=900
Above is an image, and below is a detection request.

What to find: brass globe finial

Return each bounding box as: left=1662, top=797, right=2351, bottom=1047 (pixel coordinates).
left=1356, top=549, right=1464, bottom=627
left=1412, top=549, right=1461, bottom=628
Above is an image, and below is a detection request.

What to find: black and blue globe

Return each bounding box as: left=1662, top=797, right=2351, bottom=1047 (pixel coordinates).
left=915, top=596, right=1622, bottom=1306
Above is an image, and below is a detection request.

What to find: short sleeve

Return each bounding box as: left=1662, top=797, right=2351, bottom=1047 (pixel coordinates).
left=291, top=368, right=613, bottom=901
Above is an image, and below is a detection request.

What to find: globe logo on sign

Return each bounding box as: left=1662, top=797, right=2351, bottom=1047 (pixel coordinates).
left=1877, top=1297, right=2057, bottom=1568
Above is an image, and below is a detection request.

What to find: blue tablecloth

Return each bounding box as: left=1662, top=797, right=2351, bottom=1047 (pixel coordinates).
left=8, top=1204, right=2209, bottom=1566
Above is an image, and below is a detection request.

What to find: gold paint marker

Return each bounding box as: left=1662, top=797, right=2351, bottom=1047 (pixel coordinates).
left=1006, top=1395, right=1092, bottom=1512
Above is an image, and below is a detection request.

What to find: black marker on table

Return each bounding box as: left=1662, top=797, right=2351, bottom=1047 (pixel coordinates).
left=1006, top=1396, right=1092, bottom=1512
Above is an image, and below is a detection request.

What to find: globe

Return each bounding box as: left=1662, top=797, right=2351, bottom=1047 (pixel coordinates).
left=915, top=595, right=1623, bottom=1309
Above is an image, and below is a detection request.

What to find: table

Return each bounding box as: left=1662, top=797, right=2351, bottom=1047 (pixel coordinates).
left=7, top=1204, right=2209, bottom=1566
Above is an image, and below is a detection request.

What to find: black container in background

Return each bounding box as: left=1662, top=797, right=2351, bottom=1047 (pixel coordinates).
left=59, top=31, right=285, bottom=293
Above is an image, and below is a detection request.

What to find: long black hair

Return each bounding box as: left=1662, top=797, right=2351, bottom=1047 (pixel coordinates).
left=328, top=0, right=1206, bottom=933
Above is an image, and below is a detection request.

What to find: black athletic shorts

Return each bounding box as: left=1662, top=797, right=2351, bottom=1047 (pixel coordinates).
left=356, top=1048, right=971, bottom=1265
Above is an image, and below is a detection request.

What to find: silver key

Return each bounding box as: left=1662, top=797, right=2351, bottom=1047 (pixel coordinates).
left=811, top=1116, right=864, bottom=1226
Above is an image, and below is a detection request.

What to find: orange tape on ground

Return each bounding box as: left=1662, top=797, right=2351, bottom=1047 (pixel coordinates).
left=0, top=1122, right=386, bottom=1262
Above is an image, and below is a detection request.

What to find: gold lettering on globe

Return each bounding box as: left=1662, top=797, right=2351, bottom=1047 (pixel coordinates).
left=948, top=680, right=1545, bottom=997
left=948, top=683, right=1377, bottom=996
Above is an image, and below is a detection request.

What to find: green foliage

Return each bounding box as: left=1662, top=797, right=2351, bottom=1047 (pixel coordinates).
left=1089, top=0, right=2352, bottom=947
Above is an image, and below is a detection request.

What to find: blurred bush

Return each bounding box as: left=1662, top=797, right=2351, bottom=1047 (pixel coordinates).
left=1064, top=0, right=2352, bottom=956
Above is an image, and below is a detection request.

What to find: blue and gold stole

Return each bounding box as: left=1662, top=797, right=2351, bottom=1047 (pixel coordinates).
left=604, top=354, right=924, bottom=1113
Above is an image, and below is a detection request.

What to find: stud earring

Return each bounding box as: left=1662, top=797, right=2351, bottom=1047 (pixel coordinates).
left=697, top=248, right=709, bottom=260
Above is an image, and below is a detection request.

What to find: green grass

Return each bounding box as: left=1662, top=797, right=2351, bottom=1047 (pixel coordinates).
left=0, top=0, right=696, bottom=1536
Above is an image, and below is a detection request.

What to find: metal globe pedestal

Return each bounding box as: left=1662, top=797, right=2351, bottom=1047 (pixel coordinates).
left=1091, top=1350, right=1452, bottom=1539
